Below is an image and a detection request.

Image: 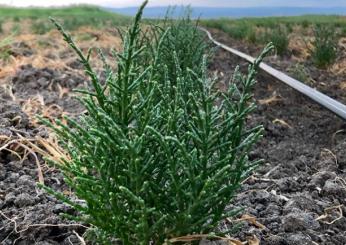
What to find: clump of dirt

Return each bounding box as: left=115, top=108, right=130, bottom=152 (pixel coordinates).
left=11, top=64, right=86, bottom=115
left=209, top=29, right=346, bottom=245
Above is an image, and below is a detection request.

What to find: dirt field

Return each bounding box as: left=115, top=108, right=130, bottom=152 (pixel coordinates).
left=0, top=26, right=346, bottom=244
left=210, top=29, right=346, bottom=245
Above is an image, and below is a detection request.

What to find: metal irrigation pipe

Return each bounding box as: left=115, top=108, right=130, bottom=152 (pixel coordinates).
left=200, top=27, right=346, bottom=120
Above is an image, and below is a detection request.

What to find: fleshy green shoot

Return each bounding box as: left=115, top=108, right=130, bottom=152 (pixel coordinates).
left=40, top=1, right=273, bottom=244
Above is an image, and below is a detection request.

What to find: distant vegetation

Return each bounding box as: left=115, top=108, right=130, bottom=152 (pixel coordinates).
left=311, top=25, right=338, bottom=68
left=110, top=6, right=346, bottom=19
left=0, top=5, right=130, bottom=34
left=202, top=15, right=346, bottom=43
left=202, top=15, right=345, bottom=67
left=202, top=15, right=346, bottom=30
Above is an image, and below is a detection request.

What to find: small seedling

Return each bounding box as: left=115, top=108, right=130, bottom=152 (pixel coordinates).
left=311, top=25, right=337, bottom=68
left=301, top=20, right=310, bottom=29
left=265, top=27, right=289, bottom=56
left=289, top=63, right=311, bottom=84
left=11, top=23, right=21, bottom=35
left=0, top=36, right=13, bottom=63
left=31, top=20, right=53, bottom=34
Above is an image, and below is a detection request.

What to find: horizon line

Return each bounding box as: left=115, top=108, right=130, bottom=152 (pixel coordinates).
left=0, top=4, right=345, bottom=9
left=109, top=5, right=346, bottom=9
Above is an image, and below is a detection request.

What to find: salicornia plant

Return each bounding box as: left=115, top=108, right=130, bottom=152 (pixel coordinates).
left=268, top=27, right=289, bottom=56
left=41, top=1, right=273, bottom=244
left=311, top=24, right=337, bottom=68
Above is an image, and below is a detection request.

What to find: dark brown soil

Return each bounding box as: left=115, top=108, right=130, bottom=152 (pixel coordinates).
left=0, top=67, right=87, bottom=244
left=209, top=29, right=346, bottom=245
left=0, top=28, right=346, bottom=244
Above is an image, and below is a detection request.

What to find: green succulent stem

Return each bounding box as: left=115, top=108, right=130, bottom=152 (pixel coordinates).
left=41, top=1, right=273, bottom=244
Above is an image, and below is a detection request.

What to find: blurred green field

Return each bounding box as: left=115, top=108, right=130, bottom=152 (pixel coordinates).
left=202, top=15, right=346, bottom=31
left=204, top=15, right=345, bottom=26
left=0, top=5, right=130, bottom=34
left=202, top=15, right=346, bottom=39
left=201, top=15, right=346, bottom=59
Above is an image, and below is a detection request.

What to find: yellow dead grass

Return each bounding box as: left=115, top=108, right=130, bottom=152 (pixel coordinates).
left=258, top=91, right=282, bottom=105
left=0, top=26, right=121, bottom=79
left=340, top=81, right=346, bottom=90
left=167, top=233, right=261, bottom=245
left=288, top=35, right=312, bottom=61
left=0, top=132, right=69, bottom=184
left=331, top=59, right=346, bottom=75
